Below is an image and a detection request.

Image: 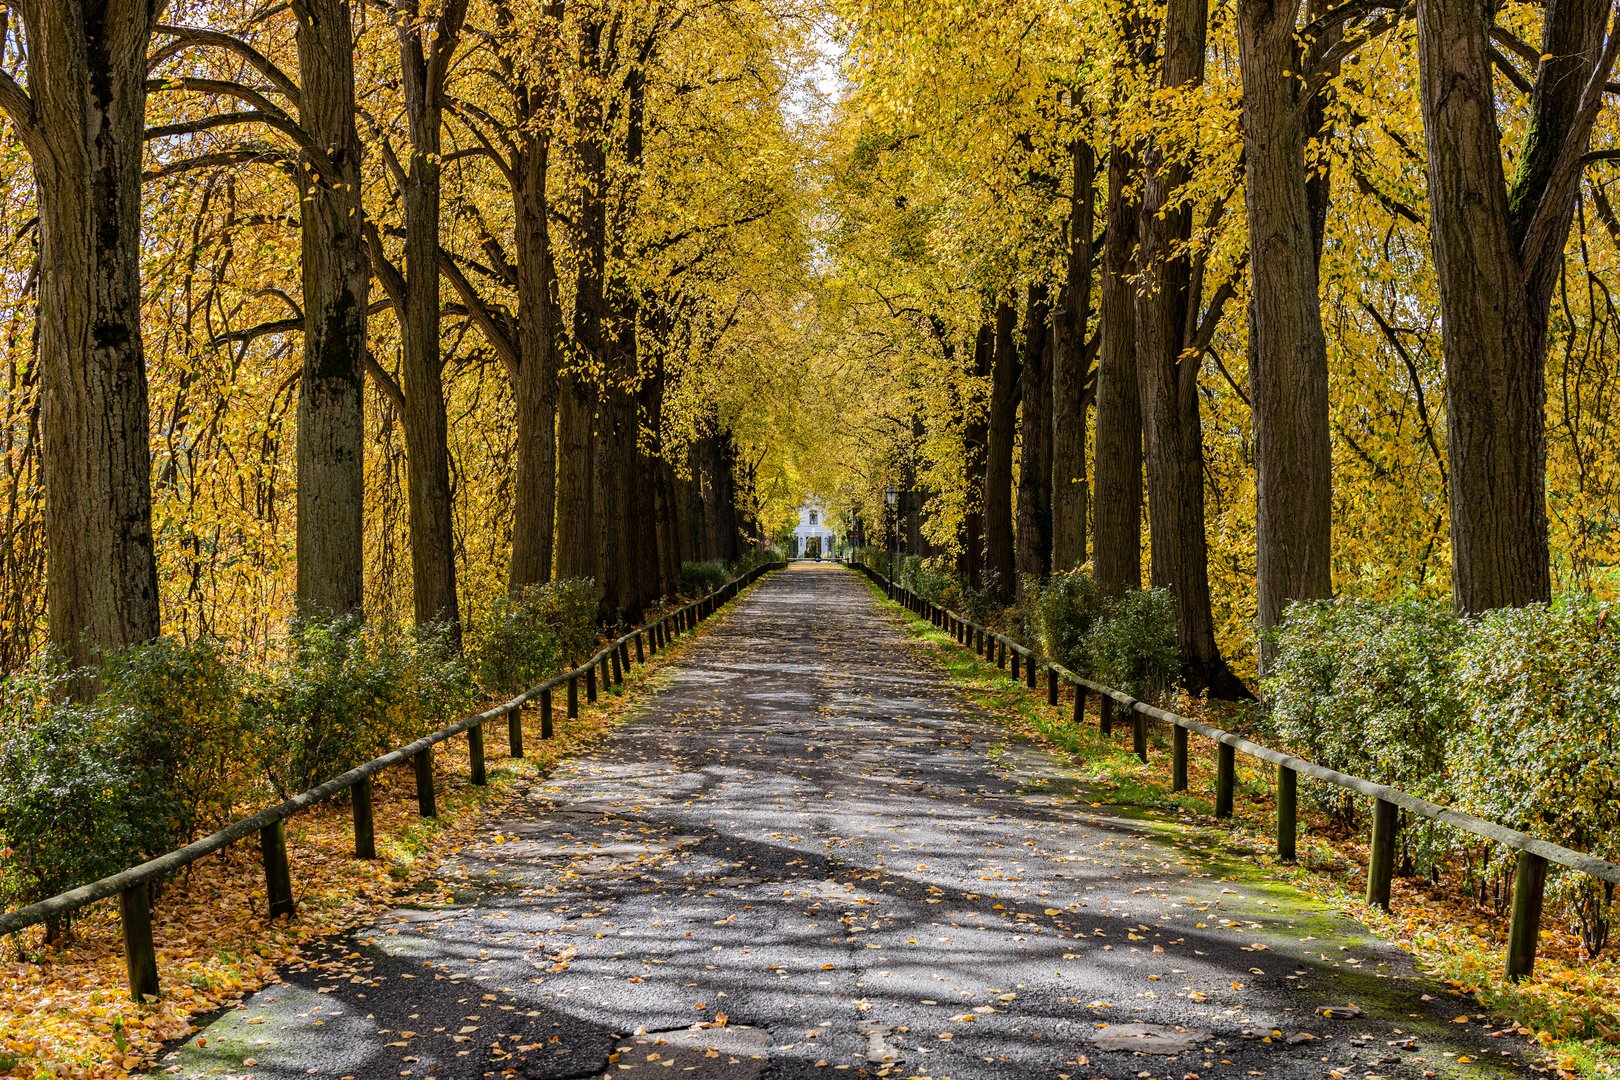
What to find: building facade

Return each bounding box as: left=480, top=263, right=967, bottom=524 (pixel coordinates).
left=792, top=500, right=837, bottom=559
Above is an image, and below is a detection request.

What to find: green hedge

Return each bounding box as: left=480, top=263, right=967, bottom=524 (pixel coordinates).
left=1026, top=570, right=1179, bottom=703
left=1264, top=595, right=1620, bottom=956
left=469, top=579, right=598, bottom=698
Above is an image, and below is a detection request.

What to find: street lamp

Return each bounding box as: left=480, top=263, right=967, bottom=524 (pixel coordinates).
left=884, top=485, right=899, bottom=597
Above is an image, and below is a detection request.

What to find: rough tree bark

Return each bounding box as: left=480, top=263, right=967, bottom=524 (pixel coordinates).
left=1238, top=0, right=1332, bottom=670
left=1136, top=0, right=1249, bottom=697
left=1092, top=62, right=1148, bottom=597
left=294, top=0, right=369, bottom=618
left=1415, top=0, right=1616, bottom=612
left=0, top=1, right=165, bottom=672
left=504, top=0, right=563, bottom=594
left=959, top=321, right=993, bottom=591
left=393, top=0, right=467, bottom=642
left=1052, top=140, right=1097, bottom=572
left=1016, top=283, right=1054, bottom=587
left=983, top=300, right=1020, bottom=604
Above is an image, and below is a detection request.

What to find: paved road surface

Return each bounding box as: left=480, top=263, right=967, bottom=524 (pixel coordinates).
left=161, top=565, right=1526, bottom=1080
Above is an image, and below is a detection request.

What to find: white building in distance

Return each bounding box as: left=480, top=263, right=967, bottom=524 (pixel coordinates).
left=792, top=499, right=837, bottom=559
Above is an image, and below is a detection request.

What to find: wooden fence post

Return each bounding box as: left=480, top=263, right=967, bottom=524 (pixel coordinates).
left=469, top=722, right=486, bottom=786
left=542, top=686, right=555, bottom=738
left=1277, top=765, right=1297, bottom=862
left=1133, top=711, right=1148, bottom=762
left=1011, top=650, right=1021, bottom=680
left=1074, top=682, right=1087, bottom=726
left=586, top=664, right=598, bottom=703
left=1215, top=743, right=1235, bottom=819
left=620, top=640, right=631, bottom=678
left=415, top=748, right=437, bottom=818
left=1172, top=726, right=1188, bottom=791
left=1024, top=656, right=1036, bottom=689
left=1099, top=695, right=1113, bottom=735
left=567, top=674, right=579, bottom=719
left=1506, top=850, right=1548, bottom=981
left=509, top=708, right=524, bottom=758
left=120, top=882, right=159, bottom=1001
left=261, top=819, right=295, bottom=919
left=353, top=775, right=377, bottom=859
left=1047, top=668, right=1059, bottom=706
left=1367, top=798, right=1397, bottom=908
left=636, top=632, right=645, bottom=664
left=610, top=648, right=623, bottom=687
left=599, top=653, right=612, bottom=692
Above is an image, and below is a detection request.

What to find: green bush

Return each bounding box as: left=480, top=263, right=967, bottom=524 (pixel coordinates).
left=680, top=560, right=730, bottom=597
left=1450, top=598, right=1620, bottom=955
left=1028, top=571, right=1106, bottom=674
left=0, top=645, right=241, bottom=930
left=1085, top=587, right=1180, bottom=703
left=1263, top=599, right=1464, bottom=825
left=243, top=618, right=478, bottom=798
left=470, top=579, right=599, bottom=697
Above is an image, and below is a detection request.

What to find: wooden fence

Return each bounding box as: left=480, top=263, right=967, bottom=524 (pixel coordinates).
left=0, top=562, right=784, bottom=1001
left=849, top=558, right=1620, bottom=984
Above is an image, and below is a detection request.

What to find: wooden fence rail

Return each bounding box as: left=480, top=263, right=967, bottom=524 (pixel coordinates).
left=0, top=562, right=784, bottom=1001
left=849, top=558, right=1620, bottom=984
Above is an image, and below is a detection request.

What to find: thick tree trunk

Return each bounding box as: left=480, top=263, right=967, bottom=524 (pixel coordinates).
left=506, top=5, right=563, bottom=594
left=983, top=301, right=1020, bottom=604
left=1093, top=132, right=1144, bottom=596
left=294, top=0, right=369, bottom=619
left=1052, top=141, right=1097, bottom=573
left=555, top=379, right=596, bottom=582
left=959, top=322, right=992, bottom=591
left=1136, top=0, right=1248, bottom=697
left=1415, top=0, right=1612, bottom=612
left=1239, top=0, right=1332, bottom=670
left=16, top=1, right=163, bottom=673
left=395, top=1, right=467, bottom=642
left=1016, top=284, right=1054, bottom=587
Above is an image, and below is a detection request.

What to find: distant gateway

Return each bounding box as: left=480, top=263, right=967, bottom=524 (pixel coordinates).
left=793, top=499, right=837, bottom=559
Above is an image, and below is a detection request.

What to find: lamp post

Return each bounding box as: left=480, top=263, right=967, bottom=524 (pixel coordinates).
left=884, top=485, right=898, bottom=597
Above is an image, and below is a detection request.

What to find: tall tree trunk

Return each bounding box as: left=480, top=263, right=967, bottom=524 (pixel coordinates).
left=1239, top=0, right=1332, bottom=671
left=1016, top=284, right=1054, bottom=587
left=1052, top=140, right=1097, bottom=573
left=7, top=1, right=164, bottom=673
left=295, top=0, right=369, bottom=618
left=1415, top=0, right=1614, bottom=612
left=1093, top=98, right=1146, bottom=596
left=395, top=0, right=467, bottom=642
left=983, top=300, right=1020, bottom=604
left=1136, top=0, right=1248, bottom=697
left=959, top=322, right=992, bottom=591
left=506, top=0, right=563, bottom=594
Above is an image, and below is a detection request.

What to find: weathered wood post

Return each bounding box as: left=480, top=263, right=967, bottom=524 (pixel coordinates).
left=567, top=674, right=579, bottom=719
left=636, top=632, right=645, bottom=665
left=1172, top=726, right=1188, bottom=792
left=121, top=883, right=159, bottom=1002
left=415, top=747, right=437, bottom=817
left=1367, top=798, right=1397, bottom=908
left=353, top=775, right=377, bottom=859
left=1133, top=711, right=1147, bottom=762
left=1011, top=650, right=1021, bottom=680
left=261, top=819, right=295, bottom=919
left=600, top=653, right=612, bottom=692
left=509, top=706, right=524, bottom=758
left=1506, top=850, right=1548, bottom=981
left=1215, top=742, right=1235, bottom=819
left=610, top=648, right=623, bottom=687
left=586, top=664, right=598, bottom=703
left=1047, top=668, right=1059, bottom=706
left=469, top=722, right=486, bottom=786
left=1024, top=655, right=1036, bottom=689
left=541, top=686, right=555, bottom=738
left=1099, top=695, right=1113, bottom=735
left=1074, top=682, right=1087, bottom=726
left=1277, top=764, right=1297, bottom=862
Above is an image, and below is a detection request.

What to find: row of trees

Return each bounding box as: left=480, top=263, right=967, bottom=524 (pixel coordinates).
left=0, top=0, right=814, bottom=675
left=808, top=0, right=1620, bottom=692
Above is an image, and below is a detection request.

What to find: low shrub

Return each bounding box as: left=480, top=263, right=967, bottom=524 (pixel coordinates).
left=0, top=642, right=244, bottom=930
left=679, top=560, right=730, bottom=597
left=1263, top=599, right=1464, bottom=826
left=470, top=579, right=599, bottom=698
left=1449, top=597, right=1620, bottom=955
left=1085, top=587, right=1180, bottom=703
left=243, top=618, right=478, bottom=798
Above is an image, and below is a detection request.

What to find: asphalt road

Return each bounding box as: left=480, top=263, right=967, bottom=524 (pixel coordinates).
left=158, top=564, right=1530, bottom=1080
